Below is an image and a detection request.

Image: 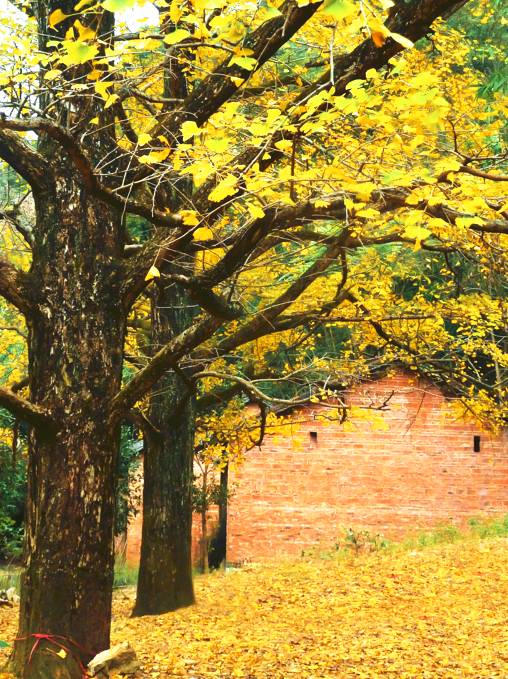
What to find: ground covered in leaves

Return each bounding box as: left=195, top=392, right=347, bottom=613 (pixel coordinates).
left=1, top=538, right=507, bottom=677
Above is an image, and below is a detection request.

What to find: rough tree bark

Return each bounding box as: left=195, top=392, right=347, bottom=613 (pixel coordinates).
left=133, top=279, right=197, bottom=616
left=10, top=162, right=125, bottom=678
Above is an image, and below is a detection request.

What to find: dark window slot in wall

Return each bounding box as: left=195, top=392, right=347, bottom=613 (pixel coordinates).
left=473, top=435, right=481, bottom=453
left=309, top=431, right=318, bottom=445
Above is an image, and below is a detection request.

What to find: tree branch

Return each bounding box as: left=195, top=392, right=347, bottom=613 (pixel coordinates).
left=296, top=0, right=471, bottom=105
left=110, top=314, right=224, bottom=422
left=150, top=0, right=323, bottom=143
left=0, top=208, right=33, bottom=247
left=0, top=259, right=33, bottom=316
left=456, top=165, right=508, bottom=182
left=167, top=273, right=243, bottom=320
left=0, top=128, right=49, bottom=190
left=193, top=371, right=318, bottom=407
left=0, top=386, right=55, bottom=431
left=195, top=199, right=347, bottom=290
left=0, top=117, right=183, bottom=228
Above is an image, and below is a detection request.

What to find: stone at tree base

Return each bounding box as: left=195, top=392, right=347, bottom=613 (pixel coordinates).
left=87, top=642, right=140, bottom=677
left=0, top=588, right=18, bottom=607
left=6, top=587, right=19, bottom=604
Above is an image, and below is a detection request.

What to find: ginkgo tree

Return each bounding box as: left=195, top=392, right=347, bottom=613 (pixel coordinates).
left=128, top=0, right=508, bottom=619
left=0, top=0, right=506, bottom=676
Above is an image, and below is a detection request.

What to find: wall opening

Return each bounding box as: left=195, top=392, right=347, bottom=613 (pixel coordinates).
left=473, top=435, right=481, bottom=453
left=309, top=431, right=318, bottom=445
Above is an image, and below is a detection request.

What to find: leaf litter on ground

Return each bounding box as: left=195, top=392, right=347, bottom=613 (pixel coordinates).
left=0, top=537, right=507, bottom=677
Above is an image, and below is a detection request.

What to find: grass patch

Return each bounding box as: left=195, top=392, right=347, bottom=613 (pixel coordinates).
left=303, top=514, right=508, bottom=560
left=0, top=568, right=19, bottom=592
left=468, top=513, right=508, bottom=538
left=113, top=561, right=138, bottom=588
left=0, top=561, right=138, bottom=594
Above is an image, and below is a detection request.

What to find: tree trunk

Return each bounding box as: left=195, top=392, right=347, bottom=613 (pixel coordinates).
left=199, top=507, right=209, bottom=574
left=198, top=469, right=209, bottom=575
left=11, top=169, right=125, bottom=678
left=208, top=465, right=228, bottom=570
left=133, top=280, right=196, bottom=616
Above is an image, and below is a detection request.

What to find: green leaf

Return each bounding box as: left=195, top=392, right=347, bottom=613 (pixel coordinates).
left=101, top=0, right=137, bottom=11
left=228, top=56, right=257, bottom=71
left=60, top=41, right=99, bottom=66
left=322, top=0, right=356, bottom=20
left=0, top=641, right=10, bottom=648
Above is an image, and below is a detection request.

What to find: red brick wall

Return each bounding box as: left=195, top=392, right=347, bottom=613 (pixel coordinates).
left=227, top=372, right=508, bottom=563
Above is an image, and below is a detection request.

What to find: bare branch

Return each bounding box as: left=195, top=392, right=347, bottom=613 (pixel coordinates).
left=456, top=165, right=508, bottom=183
left=193, top=371, right=322, bottom=407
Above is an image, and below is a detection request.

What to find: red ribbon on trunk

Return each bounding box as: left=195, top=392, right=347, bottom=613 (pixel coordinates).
left=15, top=633, right=89, bottom=677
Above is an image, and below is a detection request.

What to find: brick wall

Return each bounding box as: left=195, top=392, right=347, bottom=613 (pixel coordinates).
left=226, top=372, right=508, bottom=563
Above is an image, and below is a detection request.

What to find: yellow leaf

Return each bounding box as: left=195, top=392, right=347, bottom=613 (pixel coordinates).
left=180, top=210, right=200, bottom=226
left=322, top=0, right=356, bottom=20
left=455, top=217, right=485, bottom=228
left=87, top=69, right=102, bottom=81
left=56, top=648, right=67, bottom=659
left=228, top=55, right=257, bottom=71
left=60, top=40, right=99, bottom=65
left=193, top=226, right=214, bottom=240
left=163, top=28, right=191, bottom=45
left=208, top=174, right=238, bottom=202
left=101, top=0, right=137, bottom=10
left=390, top=32, right=414, bottom=49
left=49, top=8, right=70, bottom=29
left=74, top=19, right=96, bottom=41
left=137, top=132, right=152, bottom=146
left=44, top=69, right=62, bottom=80
left=145, top=265, right=161, bottom=282
left=104, top=93, right=119, bottom=109
left=404, top=193, right=421, bottom=206
left=169, top=0, right=183, bottom=23
left=275, top=139, right=293, bottom=151
left=138, top=148, right=171, bottom=164
left=94, top=80, right=113, bottom=100
left=247, top=203, right=265, bottom=219
left=181, top=120, right=200, bottom=141
left=371, top=30, right=386, bottom=48
left=205, top=137, right=229, bottom=153
left=403, top=224, right=432, bottom=248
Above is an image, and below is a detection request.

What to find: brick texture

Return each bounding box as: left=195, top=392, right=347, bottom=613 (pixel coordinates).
left=227, top=371, right=508, bottom=562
